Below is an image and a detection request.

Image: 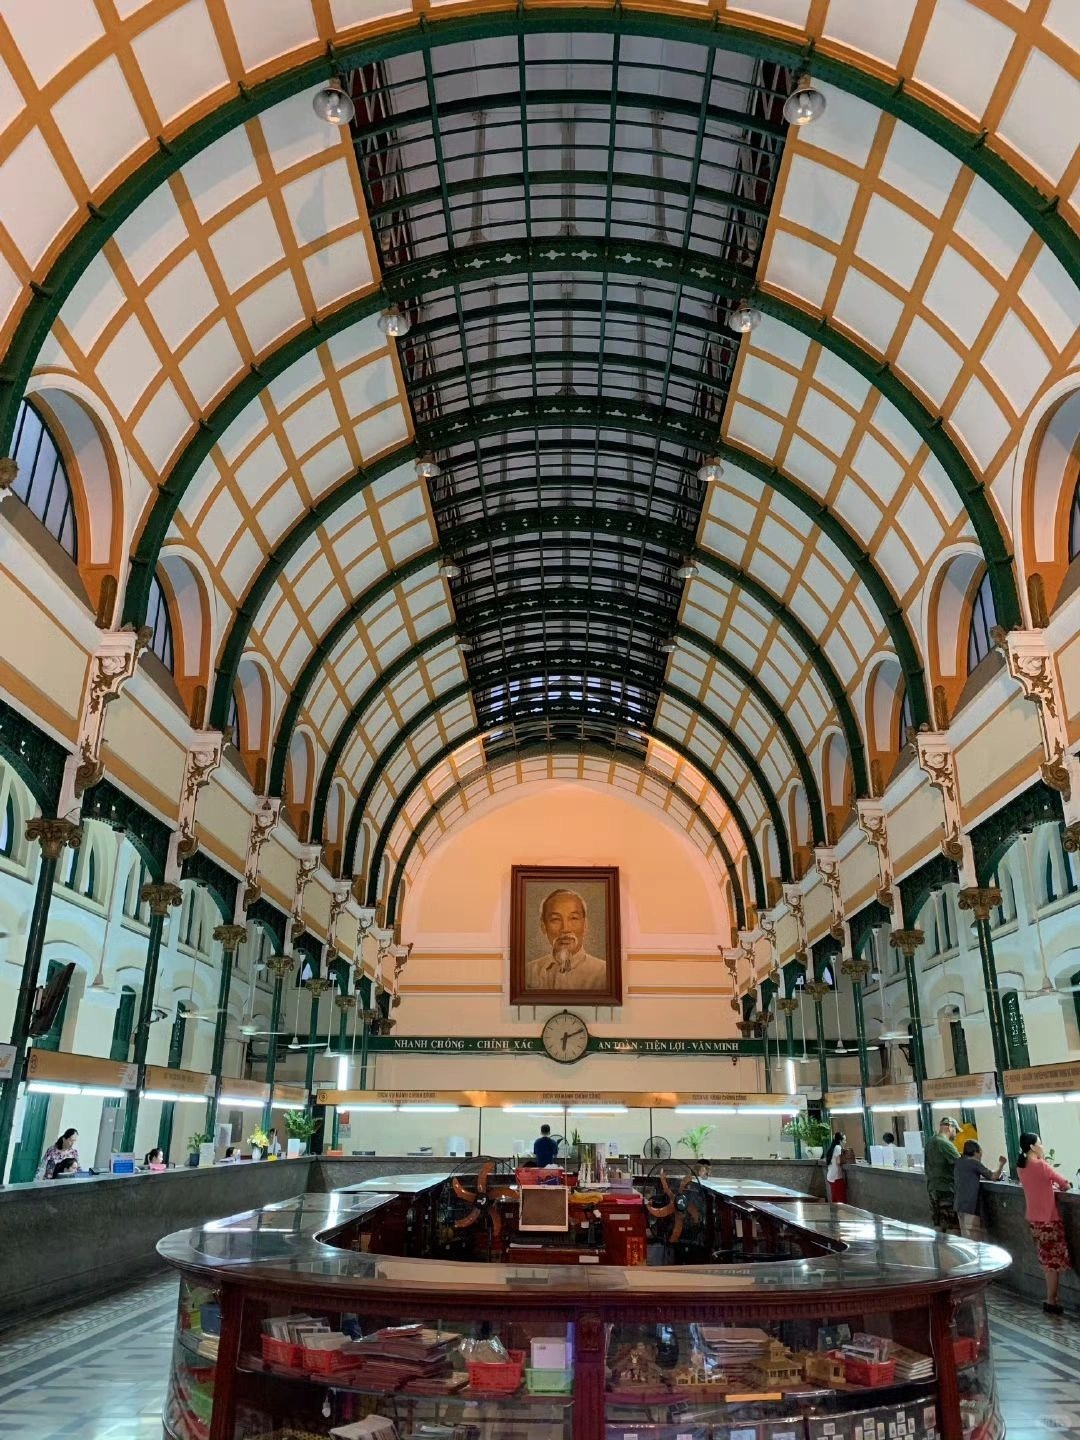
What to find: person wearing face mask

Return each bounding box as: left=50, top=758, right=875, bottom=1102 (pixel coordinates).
left=1016, top=1132, right=1073, bottom=1315
left=524, top=889, right=607, bottom=990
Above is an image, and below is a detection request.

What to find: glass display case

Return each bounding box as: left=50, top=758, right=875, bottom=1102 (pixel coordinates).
left=158, top=1175, right=1009, bottom=1440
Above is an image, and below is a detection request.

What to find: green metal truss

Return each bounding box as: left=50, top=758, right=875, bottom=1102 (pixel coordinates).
left=383, top=743, right=749, bottom=929
left=256, top=506, right=868, bottom=806
left=220, top=416, right=924, bottom=770
left=363, top=720, right=768, bottom=912
left=338, top=670, right=793, bottom=882
left=306, top=602, right=826, bottom=845
left=1, top=4, right=1072, bottom=476
left=123, top=235, right=1019, bottom=637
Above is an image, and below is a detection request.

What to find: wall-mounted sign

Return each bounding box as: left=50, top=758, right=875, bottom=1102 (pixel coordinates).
left=923, top=1072, right=998, bottom=1102
left=315, top=1089, right=804, bottom=1110
left=365, top=1034, right=770, bottom=1056
left=0, top=1044, right=16, bottom=1082
left=1003, top=1060, right=1080, bottom=1097
left=272, top=1083, right=309, bottom=1106
left=26, top=1049, right=137, bottom=1089
left=824, top=1088, right=863, bottom=1109
left=864, top=1082, right=919, bottom=1106
left=218, top=1077, right=270, bottom=1101
left=144, top=1065, right=215, bottom=1097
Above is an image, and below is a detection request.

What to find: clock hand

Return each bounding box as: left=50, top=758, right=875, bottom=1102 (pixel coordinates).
left=561, top=1031, right=569, bottom=1052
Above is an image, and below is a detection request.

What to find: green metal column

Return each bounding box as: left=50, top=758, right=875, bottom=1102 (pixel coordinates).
left=204, top=924, right=247, bottom=1135
left=121, top=882, right=182, bottom=1153
left=806, top=979, right=831, bottom=1114
left=157, top=1001, right=188, bottom=1158
left=842, top=958, right=874, bottom=1148
left=890, top=928, right=931, bottom=1135
left=776, top=980, right=801, bottom=1159
left=9, top=959, right=73, bottom=1182
left=304, top=977, right=332, bottom=1103
left=957, top=887, right=1021, bottom=1169
left=0, top=818, right=80, bottom=1180
left=261, top=956, right=292, bottom=1131
left=357, top=975, right=374, bottom=1090
left=330, top=976, right=353, bottom=1149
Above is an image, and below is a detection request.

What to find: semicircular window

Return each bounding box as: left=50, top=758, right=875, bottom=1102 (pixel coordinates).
left=11, top=399, right=77, bottom=558
left=966, top=571, right=997, bottom=675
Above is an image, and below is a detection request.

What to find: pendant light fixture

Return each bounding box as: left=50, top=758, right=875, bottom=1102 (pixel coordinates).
left=312, top=80, right=356, bottom=126
left=783, top=76, right=827, bottom=127
left=728, top=300, right=762, bottom=334
left=697, top=455, right=724, bottom=484
left=378, top=305, right=410, bottom=339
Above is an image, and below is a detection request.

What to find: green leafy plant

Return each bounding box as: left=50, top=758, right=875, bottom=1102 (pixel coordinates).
left=677, top=1124, right=715, bottom=1161
left=283, top=1110, right=320, bottom=1141
left=781, top=1115, right=833, bottom=1151
left=249, top=1127, right=270, bottom=1150
left=187, top=1131, right=212, bottom=1153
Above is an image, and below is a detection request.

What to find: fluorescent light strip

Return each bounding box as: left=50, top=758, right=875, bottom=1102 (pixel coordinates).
left=1013, top=1093, right=1065, bottom=1104
left=827, top=1106, right=864, bottom=1114
left=398, top=1104, right=460, bottom=1113
left=871, top=1103, right=921, bottom=1114
left=26, top=1081, right=126, bottom=1098
left=80, top=1086, right=127, bottom=1099
left=502, top=1104, right=564, bottom=1113
left=930, top=1098, right=1000, bottom=1110
left=675, top=1106, right=736, bottom=1115
left=568, top=1105, right=627, bottom=1114
left=143, top=1090, right=205, bottom=1104
left=219, top=1096, right=266, bottom=1109
left=348, top=1104, right=396, bottom=1112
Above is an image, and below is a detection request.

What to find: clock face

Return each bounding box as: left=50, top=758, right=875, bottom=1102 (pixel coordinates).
left=542, top=1010, right=590, bottom=1065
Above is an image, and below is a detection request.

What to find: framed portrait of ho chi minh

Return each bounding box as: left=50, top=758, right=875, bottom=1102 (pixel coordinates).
left=509, top=865, right=622, bottom=1006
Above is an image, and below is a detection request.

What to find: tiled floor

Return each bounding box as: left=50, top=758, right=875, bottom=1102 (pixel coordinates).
left=0, top=1280, right=1074, bottom=1440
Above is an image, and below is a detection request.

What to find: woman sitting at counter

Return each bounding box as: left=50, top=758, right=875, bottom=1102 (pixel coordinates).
left=49, top=1156, right=79, bottom=1179
left=36, top=1128, right=79, bottom=1180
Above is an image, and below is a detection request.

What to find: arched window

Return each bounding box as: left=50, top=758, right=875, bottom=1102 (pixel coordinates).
left=84, top=847, right=97, bottom=900
left=966, top=571, right=997, bottom=674
left=227, top=690, right=240, bottom=745
left=0, top=794, right=14, bottom=858
left=1045, top=850, right=1058, bottom=905
left=940, top=893, right=954, bottom=950
left=1070, top=477, right=1080, bottom=562
left=896, top=685, right=915, bottom=752
left=146, top=572, right=175, bottom=673
left=11, top=399, right=77, bottom=558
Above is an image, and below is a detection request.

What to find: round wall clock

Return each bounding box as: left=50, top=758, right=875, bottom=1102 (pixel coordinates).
left=541, top=1009, right=590, bottom=1065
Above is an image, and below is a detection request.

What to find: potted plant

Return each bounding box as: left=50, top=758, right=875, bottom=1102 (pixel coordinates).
left=283, top=1110, right=319, bottom=1157
left=782, top=1114, right=833, bottom=1159
left=249, top=1126, right=270, bottom=1161
left=677, top=1123, right=715, bottom=1163
left=186, top=1131, right=212, bottom=1168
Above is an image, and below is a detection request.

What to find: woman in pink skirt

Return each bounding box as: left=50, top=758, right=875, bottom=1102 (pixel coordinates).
left=1016, top=1131, right=1073, bottom=1314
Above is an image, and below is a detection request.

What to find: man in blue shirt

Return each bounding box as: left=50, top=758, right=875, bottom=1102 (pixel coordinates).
left=533, top=1125, right=558, bottom=1167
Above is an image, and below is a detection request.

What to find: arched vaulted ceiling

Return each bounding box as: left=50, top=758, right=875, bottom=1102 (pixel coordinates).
left=1, top=1, right=1077, bottom=909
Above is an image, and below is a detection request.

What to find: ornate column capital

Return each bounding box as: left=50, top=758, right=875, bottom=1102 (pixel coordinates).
left=305, top=976, right=333, bottom=998
left=25, top=817, right=81, bottom=860
left=334, top=993, right=356, bottom=1013
left=266, top=954, right=296, bottom=981
left=888, top=927, right=924, bottom=959
left=804, top=980, right=830, bottom=1003
left=212, top=922, right=248, bottom=950
left=956, top=886, right=1002, bottom=923
left=141, top=881, right=183, bottom=917
left=776, top=996, right=799, bottom=1016
left=840, top=957, right=871, bottom=984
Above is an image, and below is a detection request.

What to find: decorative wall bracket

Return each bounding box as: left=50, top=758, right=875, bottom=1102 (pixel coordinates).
left=855, top=798, right=894, bottom=911
left=990, top=627, right=1080, bottom=818
left=242, top=797, right=281, bottom=909
left=290, top=844, right=323, bottom=940
left=327, top=882, right=352, bottom=949
left=169, top=731, right=225, bottom=876
left=915, top=731, right=975, bottom=884
left=60, top=626, right=153, bottom=817
left=781, top=883, right=808, bottom=960
left=813, top=846, right=846, bottom=943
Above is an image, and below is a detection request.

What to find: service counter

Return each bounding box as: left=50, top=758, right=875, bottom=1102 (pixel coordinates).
left=845, top=1163, right=1080, bottom=1310
left=0, top=1157, right=828, bottom=1329
left=157, top=1171, right=1010, bottom=1440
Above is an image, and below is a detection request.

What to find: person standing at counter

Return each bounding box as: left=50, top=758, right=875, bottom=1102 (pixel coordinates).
left=1016, top=1132, right=1073, bottom=1315
left=880, top=1132, right=901, bottom=1167
left=824, top=1132, right=847, bottom=1203
left=924, top=1116, right=961, bottom=1232
left=953, top=1141, right=1005, bottom=1240
left=533, top=1125, right=558, bottom=1167
left=36, top=1128, right=79, bottom=1180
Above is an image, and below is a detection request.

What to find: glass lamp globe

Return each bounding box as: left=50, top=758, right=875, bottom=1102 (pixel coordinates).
left=728, top=300, right=762, bottom=335
left=697, top=455, right=724, bottom=484
left=312, top=82, right=356, bottom=126
left=676, top=562, right=699, bottom=580
left=660, top=640, right=678, bottom=655
left=439, top=561, right=462, bottom=580
left=415, top=453, right=441, bottom=480
left=378, top=305, right=411, bottom=339
left=783, top=79, right=827, bottom=127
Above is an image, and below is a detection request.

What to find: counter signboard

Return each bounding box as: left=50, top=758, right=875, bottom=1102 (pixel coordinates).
left=923, top=1072, right=997, bottom=1102
left=1003, top=1060, right=1080, bottom=1096
left=26, top=1049, right=137, bottom=1089
left=864, top=1082, right=919, bottom=1106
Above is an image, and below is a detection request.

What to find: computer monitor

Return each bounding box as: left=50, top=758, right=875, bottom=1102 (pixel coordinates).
left=519, top=1185, right=569, bottom=1233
